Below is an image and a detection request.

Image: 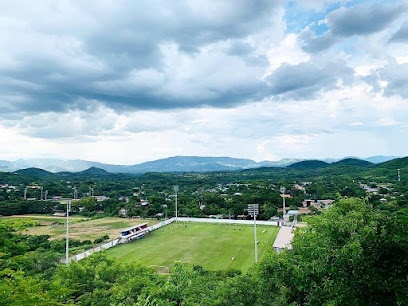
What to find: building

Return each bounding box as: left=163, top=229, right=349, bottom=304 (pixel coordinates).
left=52, top=210, right=67, bottom=217
left=118, top=207, right=128, bottom=217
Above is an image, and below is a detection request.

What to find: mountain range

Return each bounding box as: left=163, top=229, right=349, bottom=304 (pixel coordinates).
left=0, top=155, right=400, bottom=174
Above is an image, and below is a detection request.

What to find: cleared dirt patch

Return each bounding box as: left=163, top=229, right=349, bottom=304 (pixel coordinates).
left=1, top=215, right=159, bottom=241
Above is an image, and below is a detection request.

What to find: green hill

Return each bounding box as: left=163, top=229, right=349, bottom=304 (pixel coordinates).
left=376, top=156, right=408, bottom=170
left=78, top=167, right=112, bottom=176
left=332, top=158, right=373, bottom=167
left=288, top=160, right=329, bottom=170
left=14, top=167, right=54, bottom=178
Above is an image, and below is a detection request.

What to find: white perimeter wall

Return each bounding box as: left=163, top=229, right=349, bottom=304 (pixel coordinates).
left=175, top=217, right=278, bottom=226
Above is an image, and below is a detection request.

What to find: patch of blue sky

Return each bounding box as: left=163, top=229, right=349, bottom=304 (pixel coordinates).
left=332, top=35, right=360, bottom=56
left=309, top=20, right=330, bottom=35
left=285, top=1, right=376, bottom=36
left=285, top=1, right=341, bottom=34
left=343, top=0, right=379, bottom=9
left=284, top=2, right=315, bottom=33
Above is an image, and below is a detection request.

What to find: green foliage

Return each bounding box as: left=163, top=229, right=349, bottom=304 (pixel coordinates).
left=93, top=234, right=109, bottom=244
left=50, top=253, right=159, bottom=305
left=0, top=270, right=59, bottom=306
left=0, top=200, right=56, bottom=216
left=256, top=198, right=408, bottom=305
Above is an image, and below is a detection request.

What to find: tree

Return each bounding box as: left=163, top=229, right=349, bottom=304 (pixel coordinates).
left=256, top=198, right=408, bottom=305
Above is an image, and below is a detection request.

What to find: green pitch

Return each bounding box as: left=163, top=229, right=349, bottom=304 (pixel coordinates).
left=107, top=222, right=279, bottom=272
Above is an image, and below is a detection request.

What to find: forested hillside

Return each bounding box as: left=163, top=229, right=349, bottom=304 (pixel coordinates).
left=1, top=157, right=408, bottom=304
left=1, top=157, right=408, bottom=219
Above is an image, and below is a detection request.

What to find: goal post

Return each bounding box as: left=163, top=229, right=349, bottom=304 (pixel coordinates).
left=149, top=265, right=170, bottom=274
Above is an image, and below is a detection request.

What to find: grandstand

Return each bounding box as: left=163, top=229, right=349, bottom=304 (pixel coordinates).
left=119, top=222, right=150, bottom=243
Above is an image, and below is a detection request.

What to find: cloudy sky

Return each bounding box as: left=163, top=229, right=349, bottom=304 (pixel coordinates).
left=1, top=0, right=408, bottom=165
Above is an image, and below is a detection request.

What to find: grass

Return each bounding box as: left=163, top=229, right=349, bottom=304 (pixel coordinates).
left=1, top=215, right=158, bottom=241
left=107, top=222, right=279, bottom=272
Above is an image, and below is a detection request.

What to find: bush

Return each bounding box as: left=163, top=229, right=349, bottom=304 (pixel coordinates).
left=93, top=234, right=109, bottom=244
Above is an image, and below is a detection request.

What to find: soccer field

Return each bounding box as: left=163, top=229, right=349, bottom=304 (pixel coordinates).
left=107, top=222, right=279, bottom=271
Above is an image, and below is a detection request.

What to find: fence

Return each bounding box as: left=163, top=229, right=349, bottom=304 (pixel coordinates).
left=175, top=217, right=278, bottom=226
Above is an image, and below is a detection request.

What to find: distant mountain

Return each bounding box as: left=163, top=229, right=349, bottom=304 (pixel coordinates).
left=375, top=156, right=408, bottom=169
left=0, top=160, right=12, bottom=171
left=332, top=158, right=373, bottom=167
left=77, top=167, right=112, bottom=176
left=0, top=155, right=403, bottom=174
left=288, top=160, right=330, bottom=170
left=0, top=158, right=126, bottom=173
left=124, top=156, right=261, bottom=173
left=364, top=155, right=400, bottom=164
left=257, top=158, right=303, bottom=167
left=14, top=167, right=55, bottom=178
left=0, top=156, right=299, bottom=174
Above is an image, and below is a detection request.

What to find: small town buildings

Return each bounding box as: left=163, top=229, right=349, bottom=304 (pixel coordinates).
left=118, top=207, right=128, bottom=217
left=52, top=210, right=67, bottom=217
left=94, top=195, right=108, bottom=202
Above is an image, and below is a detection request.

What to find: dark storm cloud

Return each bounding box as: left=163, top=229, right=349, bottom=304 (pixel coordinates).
left=327, top=2, right=405, bottom=36
left=0, top=0, right=282, bottom=117
left=265, top=60, right=354, bottom=99
left=389, top=21, right=408, bottom=43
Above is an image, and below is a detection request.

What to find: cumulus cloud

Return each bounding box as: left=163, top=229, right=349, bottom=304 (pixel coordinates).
left=298, top=1, right=406, bottom=55
left=327, top=2, right=405, bottom=36
left=389, top=21, right=408, bottom=43
left=1, top=0, right=408, bottom=163
left=264, top=59, right=353, bottom=99
left=298, top=28, right=336, bottom=53
left=375, top=62, right=408, bottom=98
left=0, top=0, right=285, bottom=118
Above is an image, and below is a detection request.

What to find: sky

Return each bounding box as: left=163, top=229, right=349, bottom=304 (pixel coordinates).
left=1, top=0, right=408, bottom=165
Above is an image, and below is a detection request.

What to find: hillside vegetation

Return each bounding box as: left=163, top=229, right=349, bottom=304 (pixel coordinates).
left=1, top=156, right=408, bottom=304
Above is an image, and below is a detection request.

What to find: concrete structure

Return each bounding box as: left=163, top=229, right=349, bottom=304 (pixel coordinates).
left=273, top=226, right=295, bottom=253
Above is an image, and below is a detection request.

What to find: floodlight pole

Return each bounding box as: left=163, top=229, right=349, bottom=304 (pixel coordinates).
left=65, top=201, right=71, bottom=265
left=281, top=186, right=286, bottom=225
left=174, top=186, right=179, bottom=222
left=248, top=204, right=259, bottom=263
left=254, top=212, right=258, bottom=263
